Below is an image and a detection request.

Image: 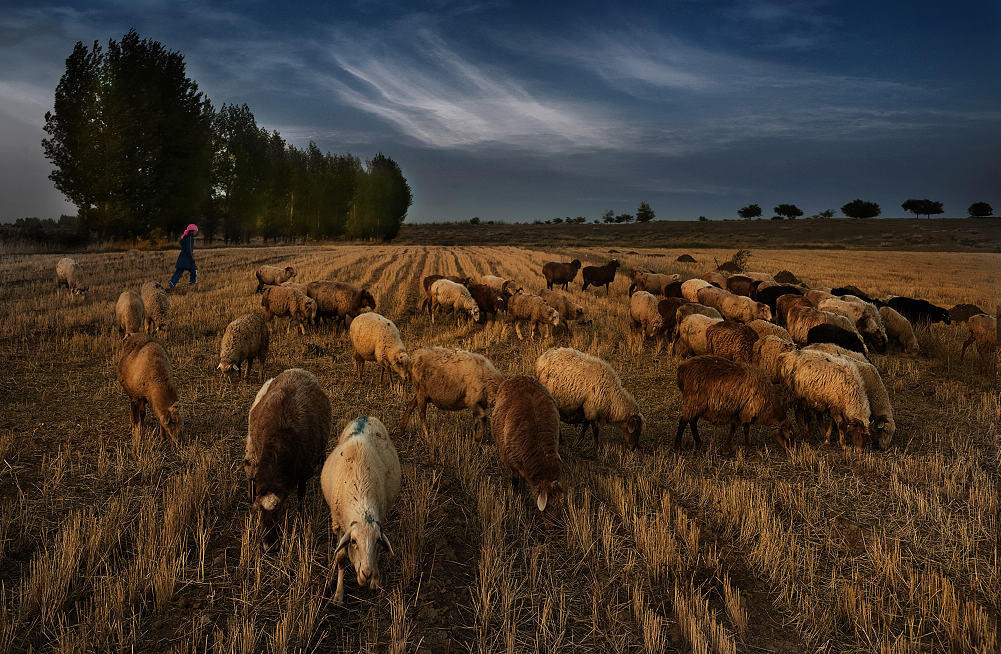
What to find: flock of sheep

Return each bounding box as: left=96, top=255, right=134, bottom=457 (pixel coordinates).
left=54, top=252, right=998, bottom=605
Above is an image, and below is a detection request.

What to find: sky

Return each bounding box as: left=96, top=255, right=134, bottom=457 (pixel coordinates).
left=1, top=0, right=999, bottom=222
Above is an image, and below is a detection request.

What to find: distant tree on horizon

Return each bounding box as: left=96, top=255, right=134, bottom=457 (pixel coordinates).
left=614, top=213, right=634, bottom=223
left=601, top=209, right=615, bottom=223
left=774, top=204, right=804, bottom=219
left=841, top=199, right=881, bottom=218
left=808, top=209, right=836, bottom=219
left=635, top=201, right=655, bottom=222
left=968, top=201, right=993, bottom=217
left=901, top=198, right=944, bottom=218
left=737, top=204, right=762, bottom=220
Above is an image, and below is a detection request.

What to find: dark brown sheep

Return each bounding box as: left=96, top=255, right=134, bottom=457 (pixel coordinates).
left=725, top=275, right=761, bottom=297
left=420, top=274, right=471, bottom=313
left=830, top=285, right=875, bottom=303
left=244, top=368, right=330, bottom=531
left=773, top=270, right=802, bottom=285
left=676, top=254, right=696, bottom=263
left=491, top=376, right=563, bottom=513
left=305, top=281, right=376, bottom=328
left=255, top=265, right=297, bottom=293
left=657, top=297, right=687, bottom=339
left=755, top=285, right=803, bottom=312
left=466, top=282, right=508, bottom=320
left=663, top=280, right=684, bottom=298
left=675, top=355, right=792, bottom=453
left=581, top=259, right=620, bottom=295
left=542, top=259, right=582, bottom=290
left=949, top=303, right=986, bottom=324
left=706, top=320, right=760, bottom=363
left=117, top=333, right=183, bottom=442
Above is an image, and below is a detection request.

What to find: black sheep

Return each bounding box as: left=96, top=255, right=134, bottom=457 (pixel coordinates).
left=806, top=324, right=870, bottom=359
left=886, top=296, right=951, bottom=325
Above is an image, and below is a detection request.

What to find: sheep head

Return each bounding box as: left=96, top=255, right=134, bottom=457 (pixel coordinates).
left=218, top=360, right=241, bottom=380
left=570, top=259, right=581, bottom=270
left=161, top=403, right=184, bottom=442
left=754, top=302, right=772, bottom=322
left=532, top=478, right=564, bottom=513
left=546, top=307, right=559, bottom=327
left=334, top=514, right=393, bottom=590
left=284, top=266, right=297, bottom=279
left=872, top=416, right=894, bottom=450
left=392, top=352, right=411, bottom=382
left=844, top=418, right=869, bottom=449
left=622, top=413, right=644, bottom=450
left=360, top=290, right=376, bottom=311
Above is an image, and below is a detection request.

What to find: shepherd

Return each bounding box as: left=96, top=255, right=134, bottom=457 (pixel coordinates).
left=168, top=224, right=198, bottom=289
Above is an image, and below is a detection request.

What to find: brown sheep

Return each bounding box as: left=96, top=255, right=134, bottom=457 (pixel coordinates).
left=629, top=271, right=681, bottom=296
left=218, top=312, right=270, bottom=381
left=675, top=355, right=792, bottom=453
left=261, top=285, right=316, bottom=335
left=115, top=291, right=145, bottom=337
left=950, top=303, right=986, bottom=324
left=676, top=302, right=722, bottom=323
left=507, top=291, right=559, bottom=340
left=117, top=333, right=183, bottom=442
left=141, top=281, right=170, bottom=335
left=961, top=314, right=997, bottom=360
left=255, top=265, right=297, bottom=293
left=777, top=294, right=812, bottom=326
left=542, top=259, right=582, bottom=290
left=657, top=297, right=687, bottom=340
left=305, top=281, right=376, bottom=329
left=491, top=376, right=564, bottom=513
left=629, top=291, right=664, bottom=340
left=725, top=275, right=760, bottom=297
left=581, top=259, right=619, bottom=295
left=420, top=274, right=471, bottom=313
left=787, top=305, right=860, bottom=344
left=467, top=282, right=508, bottom=320
left=773, top=270, right=802, bottom=285
left=538, top=288, right=585, bottom=332
left=245, top=368, right=330, bottom=531
left=701, top=271, right=728, bottom=288
left=706, top=320, right=760, bottom=363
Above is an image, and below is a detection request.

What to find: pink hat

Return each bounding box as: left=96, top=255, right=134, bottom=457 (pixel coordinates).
left=182, top=223, right=199, bottom=237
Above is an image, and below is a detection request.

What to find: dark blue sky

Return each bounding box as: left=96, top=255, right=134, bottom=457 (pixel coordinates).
left=2, top=0, right=999, bottom=221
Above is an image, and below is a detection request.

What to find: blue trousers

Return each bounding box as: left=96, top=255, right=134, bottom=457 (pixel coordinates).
left=169, top=265, right=197, bottom=287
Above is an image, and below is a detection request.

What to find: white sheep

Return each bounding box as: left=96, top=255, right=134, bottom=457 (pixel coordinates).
left=140, top=281, right=170, bottom=334
left=747, top=319, right=793, bottom=343
left=819, top=297, right=886, bottom=351
left=629, top=291, right=664, bottom=338
left=480, top=275, right=518, bottom=295
left=673, top=313, right=722, bottom=358
left=348, top=312, right=409, bottom=384
left=536, top=347, right=644, bottom=450
left=218, top=312, right=270, bottom=380
left=718, top=293, right=772, bottom=323
left=321, top=416, right=401, bottom=605
left=507, top=291, right=559, bottom=340
left=878, top=305, right=919, bottom=354
left=56, top=257, right=87, bottom=294
left=681, top=278, right=713, bottom=302
left=430, top=279, right=481, bottom=324
left=752, top=335, right=797, bottom=383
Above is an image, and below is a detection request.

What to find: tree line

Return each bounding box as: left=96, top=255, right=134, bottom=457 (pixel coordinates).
left=736, top=199, right=993, bottom=220
left=41, top=30, right=412, bottom=243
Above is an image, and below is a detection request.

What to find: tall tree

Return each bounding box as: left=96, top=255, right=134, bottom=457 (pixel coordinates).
left=901, top=198, right=944, bottom=218
left=968, top=201, right=993, bottom=218
left=773, top=204, right=803, bottom=219
left=635, top=201, right=655, bottom=222
left=737, top=204, right=761, bottom=220
left=348, top=153, right=412, bottom=240
left=841, top=199, right=881, bottom=218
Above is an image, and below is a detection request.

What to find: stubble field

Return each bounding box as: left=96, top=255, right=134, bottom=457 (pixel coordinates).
left=0, top=244, right=998, bottom=653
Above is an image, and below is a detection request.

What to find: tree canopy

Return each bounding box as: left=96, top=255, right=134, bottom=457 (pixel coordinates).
left=967, top=201, right=993, bottom=218
left=635, top=201, right=655, bottom=222
left=841, top=199, right=881, bottom=219
left=773, top=204, right=803, bottom=219
left=737, top=204, right=762, bottom=220
left=901, top=198, right=944, bottom=219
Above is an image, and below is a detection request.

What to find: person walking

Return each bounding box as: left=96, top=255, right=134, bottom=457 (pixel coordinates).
left=169, top=224, right=198, bottom=289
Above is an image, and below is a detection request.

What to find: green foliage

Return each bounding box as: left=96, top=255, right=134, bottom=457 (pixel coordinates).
left=809, top=209, right=836, bottom=219
left=737, top=204, right=761, bottom=220
left=773, top=204, right=803, bottom=219
left=614, top=213, right=634, bottom=223
left=901, top=198, right=944, bottom=218
left=841, top=199, right=881, bottom=218
left=635, top=201, right=655, bottom=222
left=348, top=154, right=413, bottom=241
left=967, top=201, right=993, bottom=218
left=601, top=210, right=615, bottom=223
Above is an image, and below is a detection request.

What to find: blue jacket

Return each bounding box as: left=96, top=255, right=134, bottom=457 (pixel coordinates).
left=175, top=233, right=196, bottom=269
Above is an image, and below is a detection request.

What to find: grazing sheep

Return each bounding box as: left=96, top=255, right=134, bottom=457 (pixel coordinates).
left=777, top=349, right=871, bottom=448
left=467, top=282, right=508, bottom=320
left=306, top=281, right=376, bottom=329
left=747, top=319, right=793, bottom=343
left=348, top=312, right=410, bottom=384
left=681, top=278, right=713, bottom=302
left=776, top=294, right=812, bottom=326
left=245, top=368, right=329, bottom=530
left=717, top=293, right=772, bottom=323
left=755, top=285, right=803, bottom=313
left=804, top=342, right=868, bottom=363
left=261, top=285, right=316, bottom=335
left=701, top=271, right=728, bottom=288
left=657, top=297, right=688, bottom=340
left=675, top=355, right=792, bottom=452
left=695, top=285, right=731, bottom=312
left=961, top=314, right=997, bottom=360
left=115, top=291, right=145, bottom=337
left=885, top=296, right=951, bottom=325
left=255, top=265, right=297, bottom=293
left=725, top=275, right=760, bottom=297
left=481, top=275, right=518, bottom=296
left=706, top=320, right=759, bottom=363
left=117, top=333, right=183, bottom=442
left=949, top=303, right=986, bottom=324
left=673, top=314, right=723, bottom=358
left=542, top=259, right=582, bottom=290
left=819, top=297, right=886, bottom=352
left=806, top=324, right=869, bottom=358
left=400, top=347, right=502, bottom=441
left=830, top=285, right=875, bottom=303
left=581, top=259, right=620, bottom=294
left=742, top=272, right=774, bottom=283
left=507, top=291, right=558, bottom=340
left=662, top=280, right=685, bottom=298
left=630, top=271, right=681, bottom=296
left=536, top=347, right=644, bottom=450
left=805, top=289, right=835, bottom=307
left=140, top=281, right=170, bottom=334
left=430, top=279, right=481, bottom=324
left=420, top=275, right=471, bottom=313
left=787, top=306, right=860, bottom=344
left=773, top=270, right=802, bottom=285
left=491, top=376, right=564, bottom=512
left=676, top=254, right=696, bottom=263
left=539, top=288, right=584, bottom=332
left=676, top=302, right=722, bottom=322
left=218, top=312, right=270, bottom=380
left=878, top=306, right=919, bottom=354
left=629, top=291, right=664, bottom=340
left=752, top=335, right=797, bottom=383
left=321, top=416, right=400, bottom=605
left=56, top=257, right=87, bottom=294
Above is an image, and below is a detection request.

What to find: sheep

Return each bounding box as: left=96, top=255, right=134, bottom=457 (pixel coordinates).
left=949, top=303, right=986, bottom=324
left=773, top=270, right=802, bottom=285
left=830, top=285, right=875, bottom=303
left=507, top=291, right=559, bottom=340
left=629, top=291, right=664, bottom=341
left=675, top=355, right=792, bottom=452
left=400, top=347, right=502, bottom=441
left=742, top=271, right=774, bottom=283
left=542, top=259, right=582, bottom=290
left=717, top=293, right=772, bottom=323
left=420, top=275, right=471, bottom=313
left=725, top=275, right=760, bottom=297
left=673, top=314, right=723, bottom=358
left=56, top=257, right=87, bottom=294
left=663, top=280, right=685, bottom=298
left=115, top=291, right=145, bottom=337
left=117, top=333, right=183, bottom=442
left=885, top=296, right=951, bottom=325
left=348, top=312, right=409, bottom=384
left=676, top=302, right=722, bottom=322
left=491, top=376, right=563, bottom=512
left=819, top=297, right=886, bottom=352
left=695, top=285, right=731, bottom=313
left=747, top=319, right=793, bottom=343
left=536, top=347, right=644, bottom=450
left=777, top=294, right=812, bottom=326
left=261, top=285, right=316, bottom=335
left=140, top=281, right=170, bottom=334
left=245, top=368, right=329, bottom=531
left=630, top=271, right=681, bottom=296
left=961, top=314, right=997, bottom=360
left=321, top=416, right=400, bottom=605
left=787, top=306, right=860, bottom=344
left=430, top=279, right=481, bottom=324
left=255, top=264, right=297, bottom=292
left=480, top=275, right=518, bottom=296
left=776, top=349, right=871, bottom=448
left=581, top=259, right=619, bottom=294
left=752, top=335, right=797, bottom=383
left=706, top=320, right=759, bottom=363
left=306, top=281, right=376, bottom=329
left=805, top=289, right=835, bottom=307
left=755, top=285, right=803, bottom=313
left=657, top=297, right=687, bottom=340
left=538, top=288, right=584, bottom=332
left=676, top=253, right=696, bottom=263
left=805, top=324, right=869, bottom=360
left=467, top=282, right=508, bottom=320
left=218, top=312, right=270, bottom=380
left=803, top=342, right=868, bottom=363
left=878, top=306, right=919, bottom=354
left=681, top=278, right=713, bottom=302
left=701, top=271, right=728, bottom=288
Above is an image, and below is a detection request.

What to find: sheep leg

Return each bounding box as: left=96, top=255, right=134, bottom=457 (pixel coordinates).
left=418, top=397, right=431, bottom=440
left=725, top=424, right=737, bottom=453
left=333, top=548, right=348, bottom=605
left=689, top=419, right=703, bottom=448
left=515, top=322, right=524, bottom=340
left=430, top=303, right=436, bottom=324
left=591, top=422, right=600, bottom=449
left=960, top=335, right=975, bottom=360
left=674, top=419, right=688, bottom=448
left=379, top=364, right=386, bottom=386
left=742, top=423, right=752, bottom=451
left=130, top=400, right=142, bottom=434
left=399, top=395, right=419, bottom=436
left=353, top=355, right=364, bottom=381
left=577, top=421, right=589, bottom=446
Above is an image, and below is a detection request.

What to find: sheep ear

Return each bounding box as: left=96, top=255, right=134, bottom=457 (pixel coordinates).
left=536, top=490, right=548, bottom=512
left=379, top=531, right=394, bottom=556
left=334, top=531, right=351, bottom=555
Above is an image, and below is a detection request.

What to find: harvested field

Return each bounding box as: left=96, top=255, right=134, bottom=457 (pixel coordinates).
left=0, top=245, right=998, bottom=653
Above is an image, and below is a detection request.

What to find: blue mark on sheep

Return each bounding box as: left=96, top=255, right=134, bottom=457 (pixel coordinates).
left=351, top=416, right=369, bottom=435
